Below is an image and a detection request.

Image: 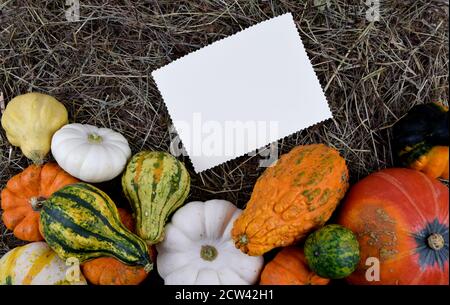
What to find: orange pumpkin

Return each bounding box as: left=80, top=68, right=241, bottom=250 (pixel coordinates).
left=81, top=208, right=151, bottom=285
left=338, top=168, right=449, bottom=285
left=232, top=144, right=349, bottom=256
left=1, top=163, right=78, bottom=241
left=260, top=247, right=330, bottom=285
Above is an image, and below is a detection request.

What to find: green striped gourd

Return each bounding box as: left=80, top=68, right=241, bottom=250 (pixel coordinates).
left=122, top=151, right=190, bottom=244
left=39, top=183, right=152, bottom=272
left=0, top=242, right=87, bottom=285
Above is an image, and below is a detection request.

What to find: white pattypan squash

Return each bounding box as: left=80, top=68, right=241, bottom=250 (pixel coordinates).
left=156, top=199, right=264, bottom=285
left=0, top=242, right=87, bottom=285
left=51, top=123, right=131, bottom=183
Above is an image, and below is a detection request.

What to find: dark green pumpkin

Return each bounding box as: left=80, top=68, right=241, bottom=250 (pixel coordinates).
left=40, top=183, right=152, bottom=272
left=392, top=102, right=449, bottom=178
left=304, top=224, right=360, bottom=279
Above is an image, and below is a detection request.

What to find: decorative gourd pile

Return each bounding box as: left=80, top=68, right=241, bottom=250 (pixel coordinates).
left=0, top=93, right=448, bottom=286
left=0, top=92, right=193, bottom=285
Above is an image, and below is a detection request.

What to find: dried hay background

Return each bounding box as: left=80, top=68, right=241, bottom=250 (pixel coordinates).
left=0, top=0, right=448, bottom=283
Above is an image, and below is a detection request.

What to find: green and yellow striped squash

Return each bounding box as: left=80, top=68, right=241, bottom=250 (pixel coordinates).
left=39, top=183, right=152, bottom=272
left=0, top=242, right=87, bottom=285
left=122, top=151, right=190, bottom=244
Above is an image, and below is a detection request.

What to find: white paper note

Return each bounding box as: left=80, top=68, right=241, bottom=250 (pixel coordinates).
left=152, top=13, right=332, bottom=173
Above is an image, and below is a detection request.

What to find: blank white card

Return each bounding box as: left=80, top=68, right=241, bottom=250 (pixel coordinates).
left=152, top=13, right=332, bottom=173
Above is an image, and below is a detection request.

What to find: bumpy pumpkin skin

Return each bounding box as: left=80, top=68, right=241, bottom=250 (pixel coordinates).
left=0, top=163, right=78, bottom=241
left=338, top=168, right=449, bottom=285
left=40, top=183, right=152, bottom=271
left=393, top=102, right=449, bottom=179
left=232, top=144, right=349, bottom=256
left=260, top=247, right=329, bottom=285
left=122, top=151, right=190, bottom=244
left=81, top=208, right=150, bottom=285
left=1, top=92, right=68, bottom=164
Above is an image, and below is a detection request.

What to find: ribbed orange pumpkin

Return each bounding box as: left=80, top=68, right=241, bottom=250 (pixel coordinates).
left=260, top=247, right=330, bottom=285
left=0, top=163, right=78, bottom=241
left=81, top=208, right=150, bottom=285
left=232, top=144, right=349, bottom=256
left=338, top=168, right=449, bottom=285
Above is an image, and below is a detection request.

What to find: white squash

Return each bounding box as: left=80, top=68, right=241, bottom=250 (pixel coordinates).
left=51, top=123, right=131, bottom=183
left=0, top=242, right=87, bottom=285
left=156, top=199, right=264, bottom=285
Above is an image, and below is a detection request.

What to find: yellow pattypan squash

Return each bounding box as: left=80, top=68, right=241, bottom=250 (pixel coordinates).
left=1, top=92, right=68, bottom=164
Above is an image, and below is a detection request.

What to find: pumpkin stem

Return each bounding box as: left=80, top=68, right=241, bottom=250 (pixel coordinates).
left=200, top=245, right=218, bottom=262
left=427, top=233, right=445, bottom=251
left=88, top=133, right=103, bottom=144
left=29, top=196, right=47, bottom=211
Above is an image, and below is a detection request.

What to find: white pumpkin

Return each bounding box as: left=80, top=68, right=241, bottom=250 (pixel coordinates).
left=0, top=242, right=87, bottom=285
left=51, top=123, right=131, bottom=183
left=156, top=199, right=264, bottom=285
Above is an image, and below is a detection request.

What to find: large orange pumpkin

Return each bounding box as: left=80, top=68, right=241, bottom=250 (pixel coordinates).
left=81, top=208, right=151, bottom=285
left=260, top=247, right=330, bottom=285
left=0, top=163, right=78, bottom=241
left=338, top=168, right=448, bottom=285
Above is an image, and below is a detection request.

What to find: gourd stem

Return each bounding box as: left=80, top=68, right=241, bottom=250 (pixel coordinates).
left=200, top=245, right=218, bottom=261
left=29, top=196, right=46, bottom=211
left=239, top=234, right=249, bottom=245
left=427, top=233, right=445, bottom=251
left=88, top=133, right=103, bottom=144
left=30, top=151, right=44, bottom=165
